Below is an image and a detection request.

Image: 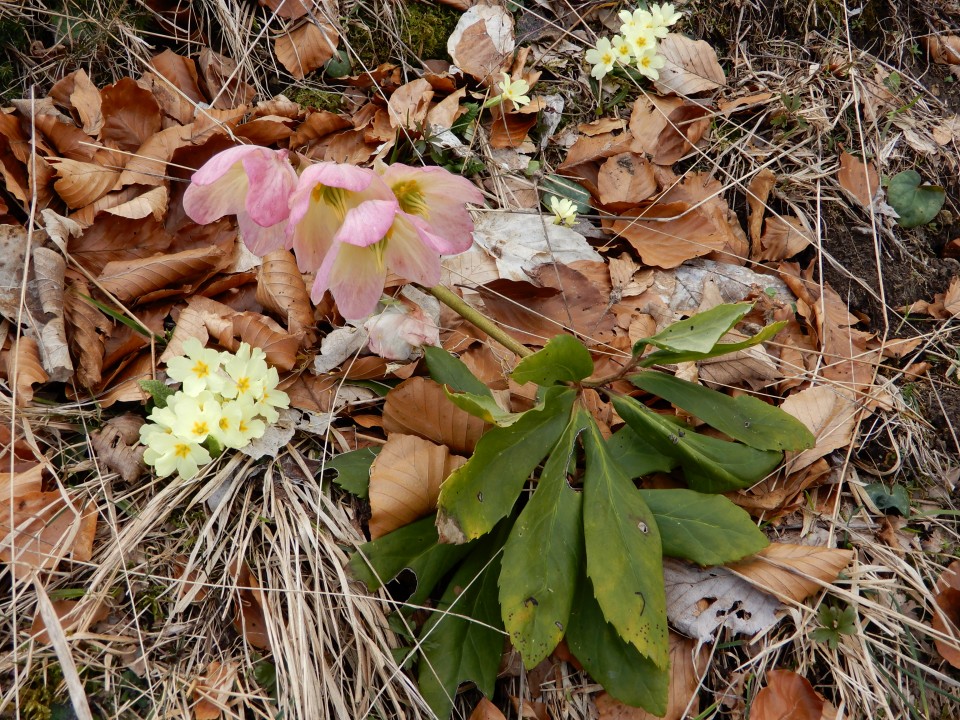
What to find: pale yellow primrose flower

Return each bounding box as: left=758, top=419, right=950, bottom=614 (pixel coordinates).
left=165, top=338, right=226, bottom=396
left=166, top=391, right=222, bottom=444
left=611, top=34, right=634, bottom=65
left=625, top=26, right=657, bottom=57
left=549, top=196, right=578, bottom=227
left=254, top=367, right=290, bottom=424
left=212, top=397, right=266, bottom=449
left=650, top=2, right=682, bottom=31
left=498, top=73, right=531, bottom=107
left=636, top=49, right=667, bottom=81
left=143, top=431, right=212, bottom=479
left=221, top=343, right=269, bottom=401
left=618, top=8, right=652, bottom=37
left=585, top=37, right=616, bottom=80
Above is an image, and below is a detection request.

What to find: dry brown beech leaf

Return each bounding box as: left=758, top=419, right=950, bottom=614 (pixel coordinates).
left=447, top=3, right=515, bottom=84
left=69, top=214, right=174, bottom=275
left=757, top=215, right=812, bottom=261
left=275, top=20, right=340, bottom=80
left=368, top=434, right=467, bottom=539
left=4, top=337, right=49, bottom=406
left=728, top=543, right=855, bottom=603
left=1, top=465, right=44, bottom=505
left=232, top=560, right=271, bottom=650
left=388, top=78, right=434, bottom=129
left=278, top=373, right=341, bottom=413
left=932, top=560, right=960, bottom=669
left=90, top=415, right=145, bottom=483
left=220, top=312, right=300, bottom=371
left=750, top=669, right=826, bottom=720
left=837, top=151, right=879, bottom=208
left=597, top=152, right=657, bottom=208
left=99, top=77, right=162, bottom=153
left=95, top=350, right=153, bottom=407
left=654, top=33, right=726, bottom=96
left=607, top=202, right=728, bottom=269
left=0, top=491, right=97, bottom=574
left=382, top=376, right=488, bottom=454
left=924, top=35, right=960, bottom=65
left=256, top=249, right=316, bottom=343
left=197, top=49, right=256, bottom=110
left=489, top=109, right=538, bottom=150
left=469, top=699, right=507, bottom=720
left=98, top=245, right=228, bottom=304
left=34, top=115, right=100, bottom=162
left=780, top=385, right=858, bottom=473
left=117, top=124, right=199, bottom=187
left=747, top=168, right=776, bottom=246
left=193, top=660, right=239, bottom=720
left=149, top=49, right=205, bottom=121
left=102, top=185, right=169, bottom=221
left=51, top=158, right=121, bottom=209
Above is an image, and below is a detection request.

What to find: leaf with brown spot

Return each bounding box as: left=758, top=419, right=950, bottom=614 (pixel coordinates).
left=98, top=245, right=228, bottom=304
left=99, top=78, right=162, bottom=153
left=750, top=670, right=825, bottom=720
left=192, top=660, right=238, bottom=720
left=931, top=560, right=960, bottom=669
left=728, top=543, right=855, bottom=603
left=837, top=151, right=879, bottom=209
left=257, top=249, right=316, bottom=343
left=51, top=158, right=121, bottom=209
left=597, top=153, right=657, bottom=208
left=0, top=491, right=97, bottom=574
left=3, top=337, right=49, bottom=406
left=382, top=376, right=488, bottom=454
left=368, top=434, right=467, bottom=539
left=654, top=33, right=726, bottom=96
left=275, top=21, right=340, bottom=80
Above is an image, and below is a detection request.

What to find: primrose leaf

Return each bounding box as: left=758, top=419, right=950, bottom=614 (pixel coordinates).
left=637, top=321, right=784, bottom=367
left=324, top=446, right=381, bottom=498
left=605, top=425, right=678, bottom=480
left=566, top=578, right=669, bottom=714
left=611, top=394, right=783, bottom=493
left=499, top=410, right=590, bottom=668
left=631, top=370, right=815, bottom=451
left=634, top=303, right=751, bottom=356
left=437, top=387, right=576, bottom=543
left=417, top=525, right=509, bottom=720
left=445, top=390, right=524, bottom=426
left=583, top=421, right=668, bottom=668
left=639, top=489, right=769, bottom=565
left=511, top=334, right=594, bottom=386
left=887, top=170, right=945, bottom=228
left=139, top=379, right=175, bottom=409
left=348, top=514, right=474, bottom=605
left=423, top=345, right=492, bottom=397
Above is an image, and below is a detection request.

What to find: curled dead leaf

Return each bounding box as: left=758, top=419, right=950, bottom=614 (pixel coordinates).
left=99, top=77, right=162, bottom=153
left=607, top=202, right=728, bottom=269
left=51, top=158, right=120, bottom=209
left=275, top=20, right=340, bottom=80
left=837, top=151, right=879, bottom=209
left=192, top=660, right=238, bottom=720
left=924, top=35, right=960, bottom=65
left=91, top=414, right=146, bottom=483
left=198, top=49, right=256, bottom=109
left=4, top=337, right=49, bottom=406
left=222, top=312, right=300, bottom=371
left=232, top=560, right=271, bottom=650
left=747, top=168, right=776, bottom=246
left=447, top=3, right=515, bottom=84
left=368, top=434, right=467, bottom=539
left=388, top=78, right=434, bottom=129
left=30, top=598, right=110, bottom=644
left=751, top=669, right=828, bottom=720
left=98, top=245, right=229, bottom=304
left=728, top=542, right=855, bottom=603
left=257, top=249, right=316, bottom=343
left=597, top=153, right=657, bottom=208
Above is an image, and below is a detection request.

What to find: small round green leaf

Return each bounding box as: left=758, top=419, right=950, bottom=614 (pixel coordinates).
left=887, top=170, right=945, bottom=228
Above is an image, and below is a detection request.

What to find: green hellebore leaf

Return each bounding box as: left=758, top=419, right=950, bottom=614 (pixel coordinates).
left=639, top=489, right=769, bottom=565
left=423, top=345, right=492, bottom=397
left=417, top=524, right=510, bottom=720
left=633, top=303, right=751, bottom=356
left=499, top=410, right=590, bottom=668
left=324, top=446, right=381, bottom=498
left=348, top=514, right=473, bottom=605
left=636, top=320, right=785, bottom=367
left=445, top=390, right=525, bottom=426
left=864, top=482, right=911, bottom=516
left=566, top=579, right=669, bottom=715
left=583, top=421, right=668, bottom=669
left=887, top=170, right=946, bottom=228
left=324, top=48, right=352, bottom=78
left=611, top=394, right=783, bottom=493
left=605, top=424, right=678, bottom=480
left=631, top=370, right=815, bottom=451
left=512, top=334, right=594, bottom=386
left=540, top=174, right=592, bottom=215
left=437, top=386, right=576, bottom=543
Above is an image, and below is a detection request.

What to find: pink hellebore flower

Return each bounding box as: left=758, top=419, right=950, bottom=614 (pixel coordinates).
left=364, top=302, right=440, bottom=361
left=183, top=145, right=298, bottom=256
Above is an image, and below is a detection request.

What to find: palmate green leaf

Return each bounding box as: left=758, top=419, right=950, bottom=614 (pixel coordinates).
left=633, top=303, right=751, bottom=356
left=418, top=523, right=510, bottom=720
left=445, top=390, right=525, bottom=426
left=566, top=578, right=669, bottom=715
left=639, top=489, right=769, bottom=565
left=499, top=410, right=590, bottom=668
left=423, top=345, right=493, bottom=397
left=631, top=370, right=814, bottom=451
left=636, top=320, right=785, bottom=367
left=605, top=425, right=678, bottom=480
left=324, top=446, right=381, bottom=498
left=583, top=421, right=668, bottom=669
left=511, top=334, right=594, bottom=386
left=887, top=169, right=946, bottom=228
left=348, top=515, right=473, bottom=605
left=437, top=387, right=576, bottom=544
left=611, top=394, right=783, bottom=493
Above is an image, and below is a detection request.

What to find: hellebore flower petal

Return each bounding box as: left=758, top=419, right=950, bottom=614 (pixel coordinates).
left=383, top=214, right=442, bottom=288
left=336, top=199, right=401, bottom=248
left=312, top=241, right=388, bottom=320
left=378, top=164, right=483, bottom=254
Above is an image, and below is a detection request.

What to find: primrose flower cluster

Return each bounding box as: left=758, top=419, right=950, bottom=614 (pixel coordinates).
left=139, top=340, right=290, bottom=479
left=585, top=2, right=682, bottom=81
left=183, top=148, right=483, bottom=320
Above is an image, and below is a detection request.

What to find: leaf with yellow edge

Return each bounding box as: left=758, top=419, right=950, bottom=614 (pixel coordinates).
left=727, top=543, right=855, bottom=603
left=369, top=434, right=467, bottom=539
